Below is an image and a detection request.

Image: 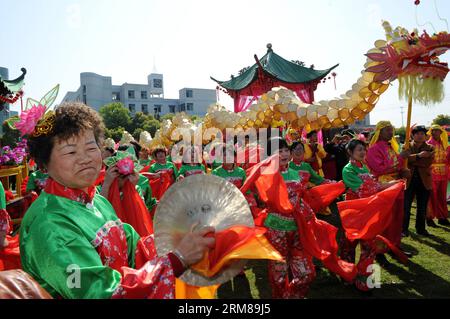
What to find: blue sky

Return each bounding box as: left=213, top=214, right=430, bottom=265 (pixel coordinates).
left=1, top=0, right=449, bottom=127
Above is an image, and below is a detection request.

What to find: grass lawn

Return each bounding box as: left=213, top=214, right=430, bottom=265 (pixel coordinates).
left=217, top=203, right=450, bottom=299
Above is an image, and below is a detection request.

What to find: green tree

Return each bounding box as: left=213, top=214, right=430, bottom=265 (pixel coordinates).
left=130, top=112, right=148, bottom=132
left=99, top=102, right=132, bottom=130
left=142, top=119, right=161, bottom=137
left=160, top=113, right=175, bottom=122
left=105, top=126, right=125, bottom=142
left=190, top=115, right=202, bottom=122
left=133, top=128, right=144, bottom=141
left=432, top=114, right=450, bottom=126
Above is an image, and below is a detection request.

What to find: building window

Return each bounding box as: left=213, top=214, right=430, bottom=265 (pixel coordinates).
left=154, top=104, right=161, bottom=113
left=141, top=91, right=147, bottom=99
left=153, top=79, right=162, bottom=88
left=186, top=89, right=193, bottom=98
left=128, top=90, right=135, bottom=99
left=142, top=104, right=148, bottom=114
left=169, top=105, right=176, bottom=113
left=179, top=103, right=185, bottom=111
left=112, top=92, right=120, bottom=101
left=187, top=103, right=194, bottom=111
left=129, top=104, right=135, bottom=113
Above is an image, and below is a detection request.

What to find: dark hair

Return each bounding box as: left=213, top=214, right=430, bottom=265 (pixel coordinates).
left=306, top=130, right=317, bottom=139
left=130, top=140, right=142, bottom=155
left=104, top=147, right=115, bottom=155
left=346, top=139, right=366, bottom=154
left=28, top=102, right=105, bottom=168
left=152, top=147, right=167, bottom=157
left=289, top=141, right=304, bottom=151
left=411, top=125, right=428, bottom=135
left=117, top=145, right=129, bottom=151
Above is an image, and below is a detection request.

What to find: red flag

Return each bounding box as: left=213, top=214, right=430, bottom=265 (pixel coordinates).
left=0, top=235, right=21, bottom=271
left=147, top=171, right=173, bottom=200
left=242, top=155, right=357, bottom=282
left=337, top=182, right=405, bottom=241
left=303, top=181, right=345, bottom=213
left=108, top=179, right=153, bottom=237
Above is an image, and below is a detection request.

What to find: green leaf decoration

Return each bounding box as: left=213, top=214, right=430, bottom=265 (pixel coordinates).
left=25, top=98, right=40, bottom=110
left=40, top=84, right=59, bottom=111
left=24, top=84, right=59, bottom=111
left=4, top=116, right=20, bottom=130
left=103, top=151, right=143, bottom=173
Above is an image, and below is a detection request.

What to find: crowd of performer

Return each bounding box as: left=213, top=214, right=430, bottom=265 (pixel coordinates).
left=0, top=101, right=449, bottom=299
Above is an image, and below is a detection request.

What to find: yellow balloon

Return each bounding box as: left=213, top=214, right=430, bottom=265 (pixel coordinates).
left=284, top=112, right=297, bottom=122
left=331, top=119, right=344, bottom=128
left=338, top=109, right=350, bottom=119
left=357, top=101, right=372, bottom=112
left=310, top=121, right=320, bottom=131
left=273, top=111, right=282, bottom=121
left=318, top=115, right=330, bottom=126
left=257, top=111, right=265, bottom=121
left=351, top=108, right=364, bottom=119
left=359, top=87, right=372, bottom=99
left=368, top=82, right=381, bottom=92
left=367, top=93, right=379, bottom=105
left=377, top=83, right=389, bottom=94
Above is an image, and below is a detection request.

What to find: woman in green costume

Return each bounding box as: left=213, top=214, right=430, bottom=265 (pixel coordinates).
left=19, top=102, right=214, bottom=299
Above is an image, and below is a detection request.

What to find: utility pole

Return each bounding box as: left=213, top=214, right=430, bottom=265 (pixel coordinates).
left=400, top=105, right=405, bottom=127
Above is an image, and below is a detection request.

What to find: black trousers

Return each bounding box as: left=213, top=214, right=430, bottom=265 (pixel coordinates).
left=403, top=171, right=430, bottom=233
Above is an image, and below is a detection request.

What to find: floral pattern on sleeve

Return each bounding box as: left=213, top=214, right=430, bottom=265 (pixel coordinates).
left=346, top=173, right=382, bottom=200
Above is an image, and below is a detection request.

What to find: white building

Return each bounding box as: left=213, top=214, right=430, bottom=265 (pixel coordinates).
left=61, top=72, right=217, bottom=118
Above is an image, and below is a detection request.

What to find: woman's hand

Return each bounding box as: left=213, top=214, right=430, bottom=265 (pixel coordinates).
left=100, top=165, right=121, bottom=197
left=127, top=172, right=140, bottom=186
left=175, top=226, right=215, bottom=266
left=103, top=165, right=120, bottom=187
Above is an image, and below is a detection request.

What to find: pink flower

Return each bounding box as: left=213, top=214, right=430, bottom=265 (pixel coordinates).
left=15, top=105, right=47, bottom=136
left=116, top=157, right=134, bottom=175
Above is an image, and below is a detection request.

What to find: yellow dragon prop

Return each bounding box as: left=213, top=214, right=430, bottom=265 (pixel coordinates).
left=149, top=21, right=449, bottom=149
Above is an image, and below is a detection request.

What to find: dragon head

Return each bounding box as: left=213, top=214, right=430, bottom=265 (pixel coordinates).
left=366, top=21, right=449, bottom=104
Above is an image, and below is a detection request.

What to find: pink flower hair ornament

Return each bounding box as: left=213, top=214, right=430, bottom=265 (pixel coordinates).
left=5, top=84, right=59, bottom=137
left=15, top=105, right=47, bottom=136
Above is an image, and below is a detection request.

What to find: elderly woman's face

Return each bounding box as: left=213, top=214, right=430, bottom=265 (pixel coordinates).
left=47, top=129, right=102, bottom=191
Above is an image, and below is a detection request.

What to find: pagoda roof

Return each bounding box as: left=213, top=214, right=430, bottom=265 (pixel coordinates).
left=0, top=68, right=26, bottom=96
left=211, top=46, right=338, bottom=91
